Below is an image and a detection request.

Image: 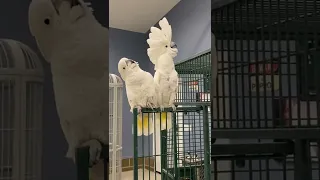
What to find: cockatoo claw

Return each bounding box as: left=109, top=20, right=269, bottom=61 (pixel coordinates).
left=171, top=105, right=176, bottom=112
left=137, top=106, right=142, bottom=114
left=160, top=106, right=165, bottom=112
left=81, top=139, right=102, bottom=167
left=146, top=102, right=155, bottom=110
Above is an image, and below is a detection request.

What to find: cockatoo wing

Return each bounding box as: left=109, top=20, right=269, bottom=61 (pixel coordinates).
left=125, top=84, right=136, bottom=112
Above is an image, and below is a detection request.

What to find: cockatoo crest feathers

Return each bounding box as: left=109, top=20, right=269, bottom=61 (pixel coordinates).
left=147, top=17, right=174, bottom=65
left=148, top=18, right=172, bottom=47
left=158, top=17, right=172, bottom=42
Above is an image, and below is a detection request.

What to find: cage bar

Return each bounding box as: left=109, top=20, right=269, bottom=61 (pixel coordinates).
left=212, top=0, right=320, bottom=179
left=0, top=39, right=44, bottom=180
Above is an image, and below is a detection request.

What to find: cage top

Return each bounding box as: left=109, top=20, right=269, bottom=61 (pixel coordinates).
left=175, top=49, right=211, bottom=74
left=0, top=39, right=44, bottom=77
left=212, top=0, right=320, bottom=39
left=109, top=74, right=123, bottom=86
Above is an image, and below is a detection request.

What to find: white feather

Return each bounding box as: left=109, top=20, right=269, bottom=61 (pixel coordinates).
left=158, top=17, right=172, bottom=42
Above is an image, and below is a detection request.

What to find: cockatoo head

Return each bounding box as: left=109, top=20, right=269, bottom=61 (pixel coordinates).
left=28, top=0, right=92, bottom=62
left=28, top=0, right=59, bottom=61
left=147, top=17, right=178, bottom=65
left=118, top=57, right=140, bottom=81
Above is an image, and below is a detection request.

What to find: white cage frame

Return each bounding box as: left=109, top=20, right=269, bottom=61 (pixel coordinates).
left=109, top=74, right=123, bottom=180
left=0, top=39, right=44, bottom=180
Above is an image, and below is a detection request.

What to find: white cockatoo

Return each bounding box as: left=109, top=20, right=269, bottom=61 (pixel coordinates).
left=28, top=0, right=108, bottom=168
left=118, top=57, right=157, bottom=136
left=146, top=17, right=178, bottom=130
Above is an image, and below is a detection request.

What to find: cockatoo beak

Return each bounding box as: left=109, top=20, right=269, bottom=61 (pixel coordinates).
left=125, top=59, right=139, bottom=66
left=171, top=42, right=177, bottom=48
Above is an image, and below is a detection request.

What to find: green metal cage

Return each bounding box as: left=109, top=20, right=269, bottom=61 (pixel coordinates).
left=175, top=50, right=212, bottom=103
left=132, top=107, right=211, bottom=180
left=132, top=50, right=213, bottom=180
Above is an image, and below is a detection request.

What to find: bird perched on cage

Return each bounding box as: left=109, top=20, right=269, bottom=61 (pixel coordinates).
left=147, top=17, right=179, bottom=130
left=118, top=57, right=157, bottom=136
left=28, top=0, right=108, bottom=169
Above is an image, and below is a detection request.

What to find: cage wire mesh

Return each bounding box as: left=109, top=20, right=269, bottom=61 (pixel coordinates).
left=0, top=39, right=43, bottom=180
left=132, top=50, right=212, bottom=180
left=161, top=107, right=211, bottom=180
left=133, top=107, right=211, bottom=180
left=175, top=50, right=211, bottom=103
left=212, top=0, right=320, bottom=131
left=210, top=140, right=320, bottom=180
left=109, top=74, right=123, bottom=180
left=212, top=0, right=320, bottom=180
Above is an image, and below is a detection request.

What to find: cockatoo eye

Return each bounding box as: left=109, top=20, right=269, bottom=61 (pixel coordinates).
left=165, top=45, right=168, bottom=48
left=44, top=18, right=50, bottom=25
left=123, top=67, right=125, bottom=69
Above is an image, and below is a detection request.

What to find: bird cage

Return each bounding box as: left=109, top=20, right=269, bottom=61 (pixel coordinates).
left=0, top=39, right=44, bottom=180
left=109, top=74, right=123, bottom=180
left=132, top=51, right=213, bottom=180
left=212, top=0, right=320, bottom=180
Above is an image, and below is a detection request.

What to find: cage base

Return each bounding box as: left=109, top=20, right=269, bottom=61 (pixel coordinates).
left=211, top=142, right=294, bottom=155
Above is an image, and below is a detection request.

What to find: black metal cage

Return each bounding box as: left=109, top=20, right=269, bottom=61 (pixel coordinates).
left=212, top=0, right=320, bottom=138
left=211, top=0, right=320, bottom=179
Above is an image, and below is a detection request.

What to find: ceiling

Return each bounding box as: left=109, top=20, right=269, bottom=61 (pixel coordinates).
left=109, top=0, right=181, bottom=33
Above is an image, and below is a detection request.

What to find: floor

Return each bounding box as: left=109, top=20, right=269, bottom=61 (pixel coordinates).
left=91, top=165, right=162, bottom=180
left=121, top=169, right=162, bottom=180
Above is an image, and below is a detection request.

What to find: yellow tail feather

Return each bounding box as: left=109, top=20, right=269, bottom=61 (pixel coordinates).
left=156, top=112, right=172, bottom=130
left=136, top=113, right=154, bottom=136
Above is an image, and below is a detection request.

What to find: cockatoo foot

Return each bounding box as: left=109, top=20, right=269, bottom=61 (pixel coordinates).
left=137, top=106, right=142, bottom=114
left=81, top=139, right=102, bottom=167
left=65, top=146, right=76, bottom=162
left=146, top=102, right=155, bottom=110
left=171, top=105, right=176, bottom=111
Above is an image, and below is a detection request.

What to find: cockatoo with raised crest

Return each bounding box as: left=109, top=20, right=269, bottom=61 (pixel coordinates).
left=28, top=0, right=108, bottom=170
left=118, top=57, right=157, bottom=136
left=147, top=17, right=178, bottom=130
